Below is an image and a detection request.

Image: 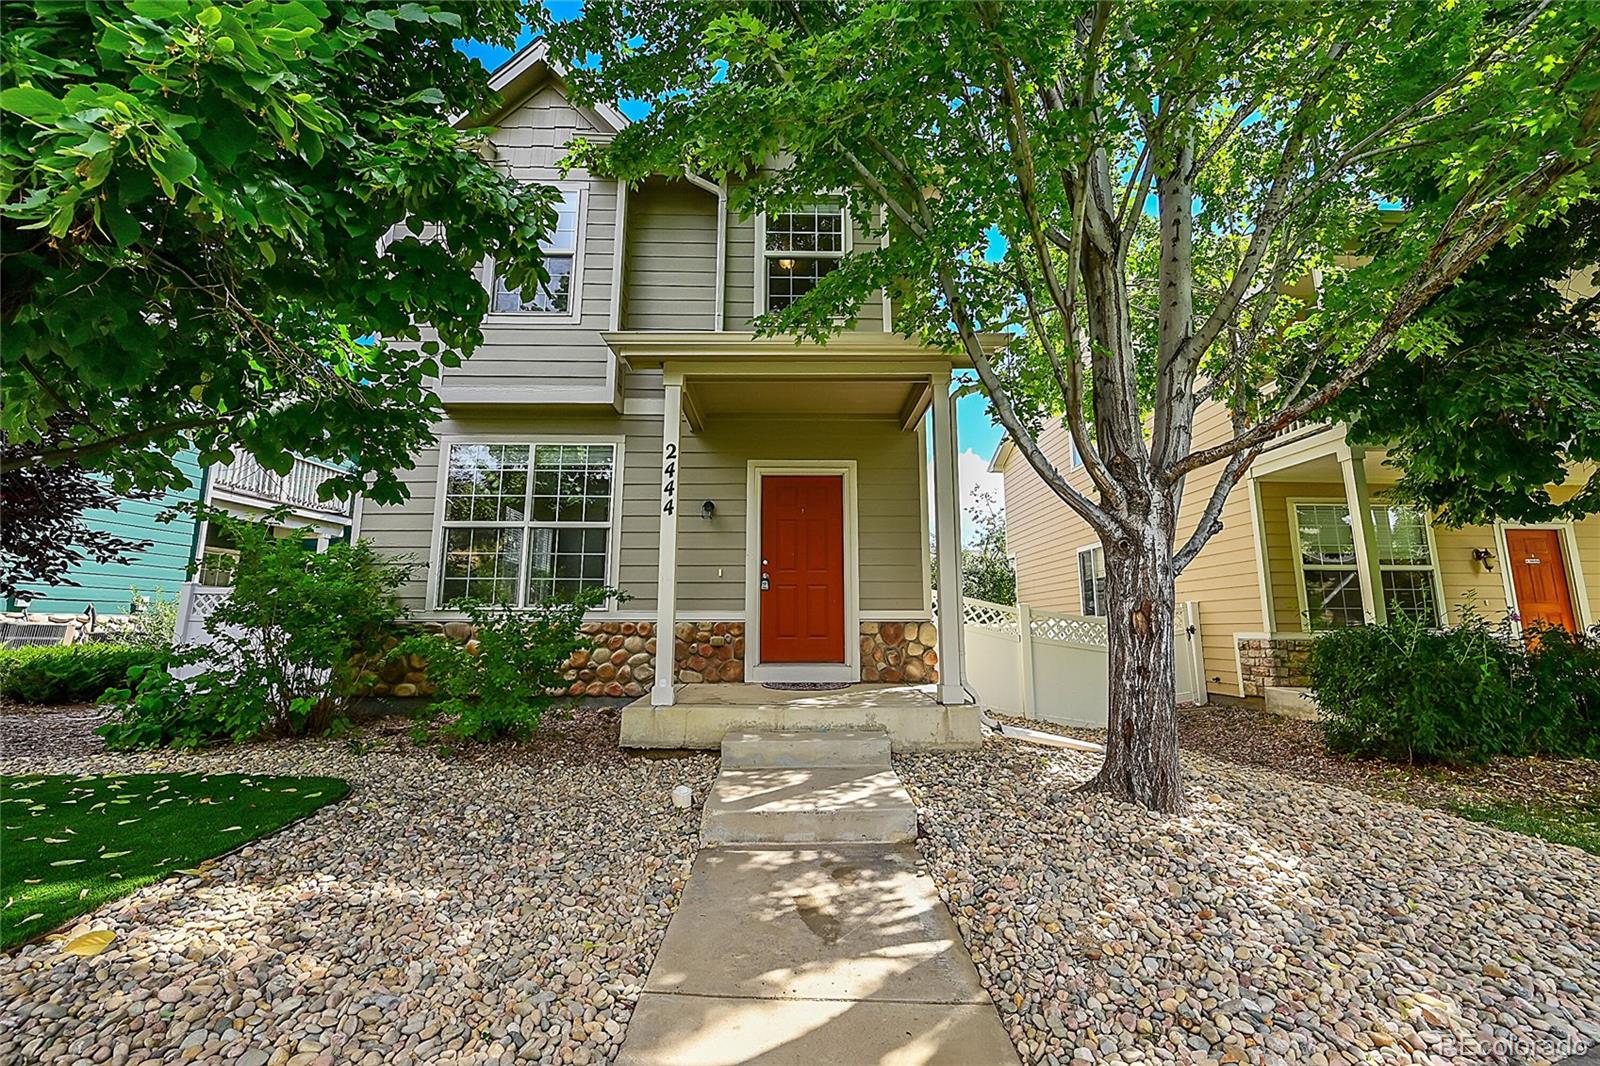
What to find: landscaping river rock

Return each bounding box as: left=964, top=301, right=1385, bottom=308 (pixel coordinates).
left=1, top=709, right=715, bottom=1066
left=897, top=739, right=1600, bottom=1066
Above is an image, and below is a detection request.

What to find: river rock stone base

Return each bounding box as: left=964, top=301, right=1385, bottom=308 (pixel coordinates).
left=673, top=622, right=744, bottom=684
left=861, top=622, right=939, bottom=683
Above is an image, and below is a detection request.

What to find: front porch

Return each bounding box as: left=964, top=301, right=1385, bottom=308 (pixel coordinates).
left=602, top=331, right=1002, bottom=750
left=620, top=682, right=984, bottom=751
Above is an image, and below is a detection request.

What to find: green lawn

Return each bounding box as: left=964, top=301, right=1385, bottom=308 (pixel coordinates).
left=1, top=772, right=348, bottom=950
left=1450, top=800, right=1600, bottom=856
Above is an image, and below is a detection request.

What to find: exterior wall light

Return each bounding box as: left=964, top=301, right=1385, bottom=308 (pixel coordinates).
left=1472, top=547, right=1496, bottom=572
left=701, top=500, right=716, bottom=520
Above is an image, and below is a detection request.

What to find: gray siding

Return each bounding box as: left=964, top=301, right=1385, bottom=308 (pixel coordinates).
left=623, top=177, right=717, bottom=330
left=361, top=409, right=928, bottom=619
left=678, top=418, right=927, bottom=616
left=438, top=81, right=619, bottom=400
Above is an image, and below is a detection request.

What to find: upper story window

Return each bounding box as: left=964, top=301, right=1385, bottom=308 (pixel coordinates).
left=1077, top=544, right=1107, bottom=617
left=492, top=188, right=582, bottom=317
left=763, top=201, right=848, bottom=312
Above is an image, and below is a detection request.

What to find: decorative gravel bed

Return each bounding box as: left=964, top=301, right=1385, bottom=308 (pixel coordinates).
left=898, top=737, right=1600, bottom=1066
left=0, top=709, right=716, bottom=1066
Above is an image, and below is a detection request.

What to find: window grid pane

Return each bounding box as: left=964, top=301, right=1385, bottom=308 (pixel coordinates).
left=1302, top=567, right=1365, bottom=629
left=527, top=527, right=612, bottom=605
left=767, top=256, right=840, bottom=311
left=1370, top=505, right=1433, bottom=566
left=1381, top=570, right=1440, bottom=626
left=440, top=527, right=523, bottom=606
left=765, top=204, right=845, bottom=253
left=531, top=445, right=613, bottom=524
left=444, top=445, right=529, bottom=523
left=1295, top=504, right=1356, bottom=566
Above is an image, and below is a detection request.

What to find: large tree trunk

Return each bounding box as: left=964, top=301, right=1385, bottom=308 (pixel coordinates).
left=1080, top=521, right=1185, bottom=812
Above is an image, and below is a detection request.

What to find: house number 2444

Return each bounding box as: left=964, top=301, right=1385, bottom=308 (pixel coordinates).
left=661, top=442, right=677, bottom=515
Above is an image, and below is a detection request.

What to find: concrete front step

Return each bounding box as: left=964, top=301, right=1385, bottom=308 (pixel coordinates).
left=721, top=729, right=892, bottom=769
left=702, top=767, right=918, bottom=845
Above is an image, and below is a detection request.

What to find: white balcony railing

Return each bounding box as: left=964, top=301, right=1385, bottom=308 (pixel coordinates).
left=212, top=450, right=352, bottom=517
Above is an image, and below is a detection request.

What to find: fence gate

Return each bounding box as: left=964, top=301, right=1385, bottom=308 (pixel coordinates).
left=961, top=597, right=1204, bottom=728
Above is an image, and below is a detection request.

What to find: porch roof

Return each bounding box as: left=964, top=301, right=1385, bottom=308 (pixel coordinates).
left=600, top=330, right=1011, bottom=370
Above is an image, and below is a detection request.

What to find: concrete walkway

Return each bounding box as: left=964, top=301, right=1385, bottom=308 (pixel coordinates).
left=618, top=733, right=1019, bottom=1066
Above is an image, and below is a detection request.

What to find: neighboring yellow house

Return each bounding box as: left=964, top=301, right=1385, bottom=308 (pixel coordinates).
left=993, top=401, right=1599, bottom=702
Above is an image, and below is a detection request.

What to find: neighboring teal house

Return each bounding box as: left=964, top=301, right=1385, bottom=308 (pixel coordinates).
left=5, top=453, right=206, bottom=617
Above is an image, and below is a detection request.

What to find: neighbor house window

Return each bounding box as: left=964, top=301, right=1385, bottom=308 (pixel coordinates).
left=438, top=441, right=615, bottom=608
left=1077, top=545, right=1107, bottom=617
left=493, top=189, right=581, bottom=315
left=1291, top=501, right=1440, bottom=630
left=764, top=201, right=847, bottom=312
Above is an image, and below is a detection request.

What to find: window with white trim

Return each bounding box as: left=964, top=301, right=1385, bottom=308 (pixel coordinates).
left=438, top=442, right=615, bottom=607
left=493, top=189, right=580, bottom=315
left=763, top=201, right=846, bottom=312
left=1291, top=501, right=1440, bottom=629
left=1077, top=545, right=1107, bottom=617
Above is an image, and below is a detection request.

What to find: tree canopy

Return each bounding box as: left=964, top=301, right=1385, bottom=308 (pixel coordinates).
left=1331, top=204, right=1600, bottom=527
left=1, top=0, right=555, bottom=513
left=539, top=0, right=1600, bottom=810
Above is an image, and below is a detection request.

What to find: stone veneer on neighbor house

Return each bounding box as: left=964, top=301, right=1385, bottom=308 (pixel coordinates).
left=361, top=617, right=941, bottom=698
left=1236, top=635, right=1314, bottom=697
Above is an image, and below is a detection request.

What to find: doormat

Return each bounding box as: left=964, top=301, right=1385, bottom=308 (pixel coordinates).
left=761, top=682, right=855, bottom=691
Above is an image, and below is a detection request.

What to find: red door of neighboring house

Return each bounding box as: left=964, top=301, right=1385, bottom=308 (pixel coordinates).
left=760, top=475, right=845, bottom=663
left=1506, top=528, right=1578, bottom=632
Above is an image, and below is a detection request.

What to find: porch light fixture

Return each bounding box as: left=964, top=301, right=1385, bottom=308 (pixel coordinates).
left=701, top=500, right=716, bottom=520
left=1472, top=547, right=1496, bottom=572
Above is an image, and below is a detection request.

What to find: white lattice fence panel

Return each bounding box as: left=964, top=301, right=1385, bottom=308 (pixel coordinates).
left=961, top=597, right=1020, bottom=637
left=1029, top=609, right=1109, bottom=649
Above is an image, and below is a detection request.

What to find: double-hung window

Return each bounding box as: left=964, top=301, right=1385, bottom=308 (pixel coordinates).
left=1291, top=501, right=1440, bottom=629
left=1077, top=545, right=1108, bottom=617
left=763, top=201, right=847, bottom=312
left=493, top=188, right=581, bottom=316
left=437, top=442, right=616, bottom=608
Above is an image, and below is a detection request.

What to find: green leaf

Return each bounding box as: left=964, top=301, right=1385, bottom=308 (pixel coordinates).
left=196, top=6, right=222, bottom=28
left=150, top=146, right=197, bottom=188
left=364, top=10, right=396, bottom=31
left=0, top=86, right=65, bottom=121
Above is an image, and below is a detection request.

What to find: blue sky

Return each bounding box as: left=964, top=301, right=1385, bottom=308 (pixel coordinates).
left=459, top=23, right=1009, bottom=533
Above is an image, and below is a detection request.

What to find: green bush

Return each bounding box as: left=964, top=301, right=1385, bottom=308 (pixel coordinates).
left=1309, top=611, right=1600, bottom=763
left=0, top=643, right=160, bottom=704
left=99, top=514, right=413, bottom=750
left=396, top=590, right=609, bottom=743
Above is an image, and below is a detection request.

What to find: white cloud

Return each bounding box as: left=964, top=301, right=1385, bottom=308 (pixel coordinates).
left=928, top=448, right=1007, bottom=545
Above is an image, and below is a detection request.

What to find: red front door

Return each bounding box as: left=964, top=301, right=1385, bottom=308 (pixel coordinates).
left=1506, top=528, right=1578, bottom=632
left=760, top=475, right=845, bottom=663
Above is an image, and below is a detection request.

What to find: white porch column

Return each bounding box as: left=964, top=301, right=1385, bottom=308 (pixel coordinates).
left=931, top=372, right=969, bottom=705
left=652, top=374, right=683, bottom=706
left=1339, top=445, right=1386, bottom=624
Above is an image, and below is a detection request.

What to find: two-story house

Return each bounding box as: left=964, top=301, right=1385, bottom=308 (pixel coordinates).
left=995, top=399, right=1599, bottom=708
left=355, top=41, right=989, bottom=750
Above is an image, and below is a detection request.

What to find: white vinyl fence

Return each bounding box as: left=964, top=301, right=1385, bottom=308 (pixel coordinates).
left=962, top=597, right=1205, bottom=728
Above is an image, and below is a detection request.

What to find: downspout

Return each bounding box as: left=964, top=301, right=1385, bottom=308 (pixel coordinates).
left=187, top=459, right=211, bottom=581
left=682, top=167, right=726, bottom=331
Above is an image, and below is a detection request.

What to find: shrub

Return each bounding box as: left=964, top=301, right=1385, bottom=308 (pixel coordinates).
left=1310, top=611, right=1600, bottom=763
left=396, top=589, right=609, bottom=743
left=1520, top=623, right=1600, bottom=758
left=0, top=644, right=160, bottom=705
left=95, top=590, right=179, bottom=649
left=99, top=515, right=413, bottom=750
